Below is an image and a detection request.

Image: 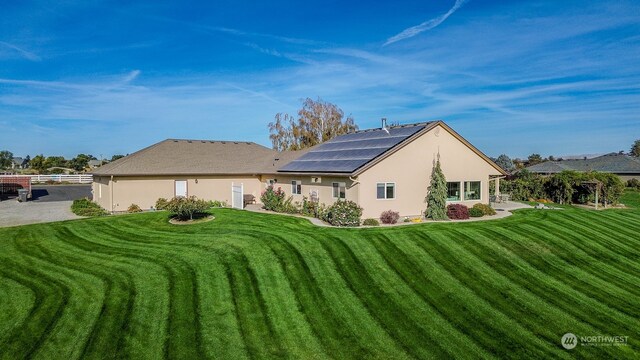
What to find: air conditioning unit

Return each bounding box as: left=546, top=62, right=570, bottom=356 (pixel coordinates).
left=311, top=177, right=321, bottom=183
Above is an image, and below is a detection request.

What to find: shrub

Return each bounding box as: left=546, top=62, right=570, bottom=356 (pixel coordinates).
left=301, top=196, right=320, bottom=217
left=628, top=178, right=640, bottom=189
left=362, top=218, right=380, bottom=226
left=468, top=207, right=484, bottom=217
left=447, top=204, right=469, bottom=220
left=260, top=186, right=286, bottom=211
left=155, top=198, right=169, bottom=210
left=472, top=203, right=496, bottom=216
left=322, top=200, right=362, bottom=227
left=403, top=217, right=411, bottom=223
left=71, top=198, right=108, bottom=217
left=127, top=204, right=142, bottom=213
left=165, top=196, right=210, bottom=220
left=208, top=200, right=228, bottom=208
left=425, top=160, right=448, bottom=220
left=380, top=210, right=400, bottom=224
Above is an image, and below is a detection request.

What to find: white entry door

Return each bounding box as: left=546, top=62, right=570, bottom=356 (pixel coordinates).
left=232, top=183, right=243, bottom=209
left=175, top=180, right=187, bottom=197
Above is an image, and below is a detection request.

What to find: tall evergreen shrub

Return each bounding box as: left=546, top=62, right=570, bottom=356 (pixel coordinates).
left=426, top=160, right=448, bottom=220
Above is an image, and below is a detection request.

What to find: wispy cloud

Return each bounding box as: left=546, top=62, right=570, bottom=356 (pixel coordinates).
left=0, top=41, right=41, bottom=61
left=384, top=0, right=469, bottom=46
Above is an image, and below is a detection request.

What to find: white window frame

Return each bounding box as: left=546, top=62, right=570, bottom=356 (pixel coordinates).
left=332, top=182, right=346, bottom=199
left=463, top=181, right=481, bottom=201
left=376, top=182, right=396, bottom=200
left=291, top=180, right=302, bottom=195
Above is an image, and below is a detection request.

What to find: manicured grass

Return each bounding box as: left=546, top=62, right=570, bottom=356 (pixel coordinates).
left=1, top=202, right=639, bottom=359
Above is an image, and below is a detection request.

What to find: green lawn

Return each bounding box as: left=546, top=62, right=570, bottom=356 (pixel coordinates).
left=1, top=196, right=639, bottom=359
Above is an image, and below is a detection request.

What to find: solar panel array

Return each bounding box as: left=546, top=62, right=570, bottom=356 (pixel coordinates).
left=278, top=123, right=431, bottom=173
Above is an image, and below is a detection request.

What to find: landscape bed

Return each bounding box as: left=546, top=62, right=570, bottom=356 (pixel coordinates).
left=0, top=190, right=638, bottom=359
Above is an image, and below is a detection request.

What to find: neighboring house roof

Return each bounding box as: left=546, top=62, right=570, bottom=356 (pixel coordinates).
left=88, top=160, right=102, bottom=167
left=12, top=157, right=24, bottom=165
left=278, top=120, right=507, bottom=176
left=93, top=139, right=283, bottom=176
left=526, top=153, right=640, bottom=174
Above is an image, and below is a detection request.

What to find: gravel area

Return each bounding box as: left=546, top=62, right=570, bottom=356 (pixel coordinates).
left=0, top=199, right=81, bottom=227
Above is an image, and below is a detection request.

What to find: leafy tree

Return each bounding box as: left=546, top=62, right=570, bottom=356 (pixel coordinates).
left=30, top=154, right=46, bottom=173
left=425, top=159, right=448, bottom=220
left=268, top=97, right=358, bottom=151
left=69, top=154, right=96, bottom=171
left=0, top=150, right=14, bottom=169
left=24, top=155, right=31, bottom=168
left=495, top=154, right=515, bottom=173
left=111, top=154, right=125, bottom=162
left=631, top=139, right=640, bottom=157
left=527, top=153, right=544, bottom=166
left=44, top=156, right=67, bottom=169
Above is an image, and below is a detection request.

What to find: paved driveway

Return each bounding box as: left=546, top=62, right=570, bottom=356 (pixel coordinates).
left=0, top=185, right=91, bottom=227
left=31, top=185, right=92, bottom=202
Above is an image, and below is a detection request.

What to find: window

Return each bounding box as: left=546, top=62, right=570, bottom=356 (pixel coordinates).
left=447, top=182, right=460, bottom=201
left=292, top=180, right=302, bottom=195
left=464, top=181, right=481, bottom=200
left=332, top=182, right=346, bottom=199
left=376, top=182, right=395, bottom=199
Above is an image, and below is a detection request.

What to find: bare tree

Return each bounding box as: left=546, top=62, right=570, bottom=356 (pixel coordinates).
left=268, top=98, right=357, bottom=151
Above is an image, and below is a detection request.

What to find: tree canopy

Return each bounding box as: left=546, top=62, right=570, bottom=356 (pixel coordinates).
left=494, top=154, right=515, bottom=173
left=0, top=150, right=13, bottom=169
left=631, top=139, right=640, bottom=157
left=268, top=97, right=357, bottom=151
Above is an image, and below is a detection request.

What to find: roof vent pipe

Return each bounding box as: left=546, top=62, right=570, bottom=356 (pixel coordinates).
left=381, top=117, right=387, bottom=129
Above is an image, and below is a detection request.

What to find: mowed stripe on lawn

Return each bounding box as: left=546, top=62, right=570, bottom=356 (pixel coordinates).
left=0, top=196, right=639, bottom=359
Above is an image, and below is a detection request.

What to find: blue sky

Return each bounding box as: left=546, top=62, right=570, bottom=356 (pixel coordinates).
left=1, top=0, right=639, bottom=159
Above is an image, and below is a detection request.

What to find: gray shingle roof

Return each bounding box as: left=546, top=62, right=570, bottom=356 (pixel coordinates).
left=93, top=139, right=285, bottom=176
left=278, top=122, right=434, bottom=173
left=527, top=153, right=640, bottom=174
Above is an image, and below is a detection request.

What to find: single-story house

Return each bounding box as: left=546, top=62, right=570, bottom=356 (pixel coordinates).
left=93, top=121, right=506, bottom=219
left=11, top=157, right=29, bottom=170
left=526, top=153, right=640, bottom=182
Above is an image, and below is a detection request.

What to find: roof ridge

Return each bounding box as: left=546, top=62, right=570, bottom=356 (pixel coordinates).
left=352, top=121, right=434, bottom=134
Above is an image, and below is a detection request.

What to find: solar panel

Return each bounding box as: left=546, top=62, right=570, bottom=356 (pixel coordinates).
left=278, top=123, right=430, bottom=173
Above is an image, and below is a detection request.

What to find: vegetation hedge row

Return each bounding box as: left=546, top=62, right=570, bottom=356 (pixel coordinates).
left=71, top=198, right=108, bottom=217
left=502, top=170, right=625, bottom=205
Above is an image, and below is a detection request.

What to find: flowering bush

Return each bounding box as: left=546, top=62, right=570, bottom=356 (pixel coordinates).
left=155, top=198, right=169, bottom=210
left=447, top=204, right=469, bottom=220
left=380, top=210, right=400, bottom=224
left=260, top=186, right=286, bottom=211
left=322, top=200, right=362, bottom=227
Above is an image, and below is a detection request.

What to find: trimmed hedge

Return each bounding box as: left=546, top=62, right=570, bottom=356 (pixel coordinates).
left=469, top=208, right=484, bottom=217
left=473, top=203, right=496, bottom=216
left=362, top=218, right=380, bottom=226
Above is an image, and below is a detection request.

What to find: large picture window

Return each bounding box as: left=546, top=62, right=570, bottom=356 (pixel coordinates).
left=332, top=182, right=346, bottom=199
left=464, top=181, right=481, bottom=200
left=291, top=180, right=302, bottom=195
left=376, top=182, right=395, bottom=199
left=447, top=182, right=460, bottom=201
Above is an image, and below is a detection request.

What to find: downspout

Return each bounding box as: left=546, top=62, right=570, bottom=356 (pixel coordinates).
left=110, top=175, right=114, bottom=214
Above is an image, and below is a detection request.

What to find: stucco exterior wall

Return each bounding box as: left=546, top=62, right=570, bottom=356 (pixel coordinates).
left=259, top=174, right=358, bottom=207
left=93, top=175, right=262, bottom=212
left=357, top=124, right=501, bottom=219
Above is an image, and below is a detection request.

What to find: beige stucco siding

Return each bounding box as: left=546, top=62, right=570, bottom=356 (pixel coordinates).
left=93, top=175, right=262, bottom=212
left=357, top=124, right=501, bottom=219
left=260, top=174, right=358, bottom=207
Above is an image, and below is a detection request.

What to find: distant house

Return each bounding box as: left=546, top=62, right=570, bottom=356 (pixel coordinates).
left=93, top=121, right=506, bottom=218
left=87, top=159, right=103, bottom=169
left=11, top=157, right=28, bottom=169
left=526, top=153, right=640, bottom=181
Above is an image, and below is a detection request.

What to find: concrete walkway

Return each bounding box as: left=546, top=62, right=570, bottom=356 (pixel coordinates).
left=244, top=201, right=533, bottom=228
